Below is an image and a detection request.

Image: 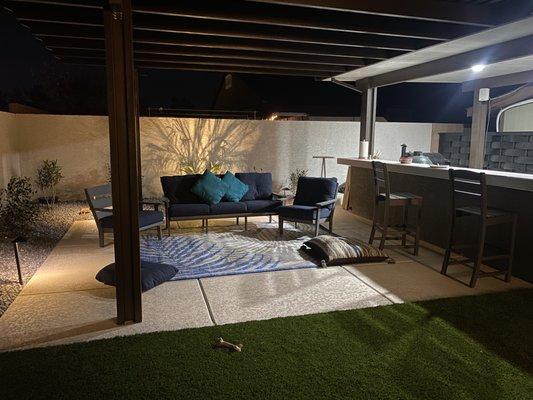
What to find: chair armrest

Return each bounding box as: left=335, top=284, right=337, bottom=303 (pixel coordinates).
left=315, top=199, right=337, bottom=208
left=140, top=199, right=164, bottom=211
left=93, top=207, right=113, bottom=213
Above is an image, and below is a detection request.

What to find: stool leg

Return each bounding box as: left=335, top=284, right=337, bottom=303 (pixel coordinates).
left=401, top=205, right=408, bottom=247
left=379, top=205, right=389, bottom=251
left=269, top=215, right=272, bottom=223
left=441, top=212, right=455, bottom=276
left=244, top=217, right=248, bottom=231
left=414, top=203, right=422, bottom=256
left=369, top=201, right=378, bottom=245
left=470, top=219, right=486, bottom=288
left=506, top=215, right=517, bottom=283
left=278, top=217, right=284, bottom=235
left=314, top=218, right=320, bottom=237
left=236, top=217, right=239, bottom=225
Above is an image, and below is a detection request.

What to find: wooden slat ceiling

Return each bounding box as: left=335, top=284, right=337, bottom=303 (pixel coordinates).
left=3, top=0, right=531, bottom=78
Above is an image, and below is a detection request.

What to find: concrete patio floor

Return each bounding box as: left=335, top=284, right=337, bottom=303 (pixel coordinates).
left=0, top=207, right=530, bottom=352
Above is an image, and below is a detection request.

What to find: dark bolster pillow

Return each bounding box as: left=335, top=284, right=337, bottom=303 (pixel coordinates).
left=96, top=261, right=176, bottom=292
left=301, top=235, right=389, bottom=267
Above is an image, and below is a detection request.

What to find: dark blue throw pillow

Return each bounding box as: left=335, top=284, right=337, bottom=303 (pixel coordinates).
left=190, top=170, right=229, bottom=204
left=222, top=171, right=249, bottom=202
left=96, top=261, right=176, bottom=292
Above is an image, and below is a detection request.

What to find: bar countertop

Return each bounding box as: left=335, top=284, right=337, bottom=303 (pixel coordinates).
left=337, top=158, right=533, bottom=193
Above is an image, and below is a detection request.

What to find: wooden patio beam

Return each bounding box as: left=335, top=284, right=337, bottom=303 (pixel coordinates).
left=23, top=16, right=436, bottom=52
left=244, top=0, right=498, bottom=27
left=58, top=53, right=343, bottom=74
left=133, top=0, right=482, bottom=41
left=48, top=42, right=368, bottom=66
left=7, top=0, right=484, bottom=40
left=38, top=32, right=401, bottom=60
left=52, top=47, right=362, bottom=70
left=103, top=0, right=142, bottom=324
left=59, top=57, right=334, bottom=77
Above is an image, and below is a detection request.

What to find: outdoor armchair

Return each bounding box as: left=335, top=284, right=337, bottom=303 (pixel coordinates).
left=278, top=176, right=338, bottom=237
left=85, top=184, right=165, bottom=247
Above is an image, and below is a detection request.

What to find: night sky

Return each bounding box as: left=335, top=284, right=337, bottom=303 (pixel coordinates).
left=0, top=9, right=473, bottom=123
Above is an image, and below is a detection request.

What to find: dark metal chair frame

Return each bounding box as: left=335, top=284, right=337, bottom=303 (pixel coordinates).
left=85, top=184, right=165, bottom=247
left=441, top=169, right=517, bottom=288
left=369, top=161, right=422, bottom=255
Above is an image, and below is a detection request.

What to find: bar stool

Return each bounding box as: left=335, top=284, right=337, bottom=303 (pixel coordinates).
left=369, top=161, right=423, bottom=255
left=441, top=169, right=517, bottom=288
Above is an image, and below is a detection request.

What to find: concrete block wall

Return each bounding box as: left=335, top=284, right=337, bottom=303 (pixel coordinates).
left=439, top=130, right=533, bottom=173
left=439, top=131, right=471, bottom=167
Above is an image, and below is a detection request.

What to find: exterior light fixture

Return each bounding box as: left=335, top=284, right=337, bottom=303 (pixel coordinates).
left=470, top=64, right=486, bottom=72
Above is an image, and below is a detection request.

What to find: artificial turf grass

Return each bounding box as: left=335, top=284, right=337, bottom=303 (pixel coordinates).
left=1, top=290, right=531, bottom=400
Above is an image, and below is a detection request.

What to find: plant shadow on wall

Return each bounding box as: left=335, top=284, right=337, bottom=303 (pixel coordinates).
left=142, top=119, right=257, bottom=195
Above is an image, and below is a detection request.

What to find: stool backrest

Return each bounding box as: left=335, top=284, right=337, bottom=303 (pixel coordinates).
left=372, top=161, right=390, bottom=199
left=449, top=169, right=487, bottom=214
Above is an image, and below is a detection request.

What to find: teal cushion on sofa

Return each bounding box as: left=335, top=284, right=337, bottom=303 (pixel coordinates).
left=222, top=171, right=249, bottom=202
left=191, top=170, right=229, bottom=204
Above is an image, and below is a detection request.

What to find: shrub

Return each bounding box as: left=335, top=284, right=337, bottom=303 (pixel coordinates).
left=0, top=177, right=38, bottom=239
left=36, top=159, right=63, bottom=207
left=288, top=168, right=308, bottom=193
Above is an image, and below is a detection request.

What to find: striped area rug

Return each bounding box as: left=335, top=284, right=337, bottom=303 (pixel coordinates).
left=140, top=223, right=318, bottom=280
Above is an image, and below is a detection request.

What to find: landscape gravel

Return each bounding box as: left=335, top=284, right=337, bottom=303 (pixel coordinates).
left=0, top=202, right=90, bottom=316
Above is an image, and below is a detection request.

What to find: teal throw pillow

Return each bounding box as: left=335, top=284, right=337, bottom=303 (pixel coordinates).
left=191, top=170, right=229, bottom=204
left=222, top=171, right=249, bottom=202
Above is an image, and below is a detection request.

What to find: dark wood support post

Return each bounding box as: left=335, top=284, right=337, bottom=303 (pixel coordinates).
left=133, top=68, right=143, bottom=202
left=469, top=88, right=489, bottom=169
left=103, top=0, right=142, bottom=324
left=360, top=85, right=377, bottom=156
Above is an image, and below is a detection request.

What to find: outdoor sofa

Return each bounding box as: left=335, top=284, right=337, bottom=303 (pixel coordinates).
left=160, top=172, right=284, bottom=233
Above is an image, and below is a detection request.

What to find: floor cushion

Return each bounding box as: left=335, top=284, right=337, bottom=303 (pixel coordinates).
left=222, top=171, right=249, bottom=202
left=301, top=235, right=389, bottom=267
left=191, top=170, right=229, bottom=204
left=95, top=261, right=176, bottom=292
left=244, top=199, right=282, bottom=212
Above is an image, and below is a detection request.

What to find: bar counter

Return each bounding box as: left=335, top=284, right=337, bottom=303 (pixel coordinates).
left=338, top=158, right=533, bottom=283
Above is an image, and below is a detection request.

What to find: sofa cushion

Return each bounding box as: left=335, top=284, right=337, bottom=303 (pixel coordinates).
left=294, top=177, right=338, bottom=209
left=301, top=235, right=389, bottom=267
left=191, top=170, right=229, bottom=204
left=222, top=171, right=249, bottom=202
left=160, top=174, right=202, bottom=204
left=169, top=203, right=210, bottom=218
left=278, top=205, right=331, bottom=221
left=210, top=201, right=247, bottom=215
left=96, top=261, right=176, bottom=292
left=244, top=199, right=282, bottom=213
left=235, top=172, right=273, bottom=200
left=100, top=210, right=164, bottom=229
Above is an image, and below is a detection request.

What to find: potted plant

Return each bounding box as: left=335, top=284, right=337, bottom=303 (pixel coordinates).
left=36, top=159, right=63, bottom=207
left=0, top=177, right=38, bottom=285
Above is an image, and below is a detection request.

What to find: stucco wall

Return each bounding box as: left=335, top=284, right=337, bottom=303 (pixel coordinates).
left=0, top=111, right=20, bottom=189
left=0, top=112, right=449, bottom=200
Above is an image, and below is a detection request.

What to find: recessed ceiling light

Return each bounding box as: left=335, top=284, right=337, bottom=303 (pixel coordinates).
left=471, top=64, right=486, bottom=73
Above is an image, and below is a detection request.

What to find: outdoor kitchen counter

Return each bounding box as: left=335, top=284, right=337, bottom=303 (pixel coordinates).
left=337, top=158, right=533, bottom=192
left=337, top=157, right=533, bottom=283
